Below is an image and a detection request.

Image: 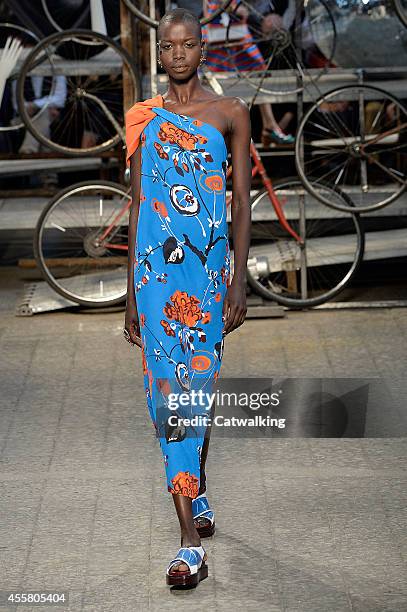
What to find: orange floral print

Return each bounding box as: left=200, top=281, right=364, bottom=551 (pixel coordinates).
left=151, top=198, right=168, bottom=217
left=168, top=471, right=199, bottom=498
left=153, top=141, right=169, bottom=159
left=156, top=377, right=171, bottom=395
left=214, top=292, right=222, bottom=302
left=140, top=313, right=146, bottom=327
left=191, top=355, right=212, bottom=371
left=148, top=368, right=153, bottom=397
left=160, top=319, right=176, bottom=337
left=202, top=311, right=211, bottom=324
left=141, top=346, right=148, bottom=375
left=158, top=121, right=198, bottom=150
left=205, top=174, right=223, bottom=191
left=163, top=290, right=204, bottom=328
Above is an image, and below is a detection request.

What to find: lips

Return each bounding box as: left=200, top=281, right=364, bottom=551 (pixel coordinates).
left=173, top=65, right=188, bottom=69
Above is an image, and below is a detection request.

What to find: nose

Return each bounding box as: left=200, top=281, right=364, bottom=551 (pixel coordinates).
left=172, top=44, right=185, bottom=61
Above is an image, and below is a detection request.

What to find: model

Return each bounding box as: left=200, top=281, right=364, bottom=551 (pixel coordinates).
left=123, top=7, right=251, bottom=588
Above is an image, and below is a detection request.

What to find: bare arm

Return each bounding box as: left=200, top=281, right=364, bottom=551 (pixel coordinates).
left=223, top=97, right=252, bottom=335
left=124, top=145, right=143, bottom=347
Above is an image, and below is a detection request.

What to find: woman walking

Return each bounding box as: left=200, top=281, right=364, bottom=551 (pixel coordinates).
left=124, top=7, right=251, bottom=587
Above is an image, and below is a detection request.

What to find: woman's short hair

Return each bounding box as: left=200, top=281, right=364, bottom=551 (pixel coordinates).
left=157, top=7, right=202, bottom=41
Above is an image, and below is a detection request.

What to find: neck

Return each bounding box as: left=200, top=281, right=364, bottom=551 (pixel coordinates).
left=164, top=72, right=205, bottom=106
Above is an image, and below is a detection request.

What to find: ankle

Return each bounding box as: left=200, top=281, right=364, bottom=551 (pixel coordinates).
left=181, top=531, right=201, bottom=548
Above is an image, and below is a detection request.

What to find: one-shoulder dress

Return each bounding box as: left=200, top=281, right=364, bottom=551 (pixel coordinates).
left=125, top=94, right=231, bottom=500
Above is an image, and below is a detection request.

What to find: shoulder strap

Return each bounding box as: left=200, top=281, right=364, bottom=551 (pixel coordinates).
left=124, top=93, right=164, bottom=165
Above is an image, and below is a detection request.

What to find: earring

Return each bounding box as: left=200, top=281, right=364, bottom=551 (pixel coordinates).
left=199, top=55, right=206, bottom=65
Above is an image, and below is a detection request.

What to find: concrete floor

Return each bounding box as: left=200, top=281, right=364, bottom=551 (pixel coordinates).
left=0, top=267, right=406, bottom=611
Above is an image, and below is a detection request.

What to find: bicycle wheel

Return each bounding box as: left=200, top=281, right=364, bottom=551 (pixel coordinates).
left=393, top=0, right=407, bottom=28
left=41, top=0, right=90, bottom=32
left=34, top=180, right=131, bottom=307
left=246, top=178, right=365, bottom=308
left=40, top=0, right=120, bottom=41
left=17, top=29, right=140, bottom=156
left=224, top=0, right=336, bottom=97
left=122, top=0, right=233, bottom=28
left=296, top=85, right=407, bottom=213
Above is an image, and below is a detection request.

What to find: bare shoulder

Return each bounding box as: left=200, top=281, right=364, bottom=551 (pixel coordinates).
left=218, top=96, right=250, bottom=126
left=203, top=90, right=249, bottom=116
left=201, top=91, right=250, bottom=139
left=209, top=94, right=248, bottom=114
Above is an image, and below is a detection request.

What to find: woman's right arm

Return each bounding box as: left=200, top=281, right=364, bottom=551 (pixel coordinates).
left=124, top=145, right=143, bottom=347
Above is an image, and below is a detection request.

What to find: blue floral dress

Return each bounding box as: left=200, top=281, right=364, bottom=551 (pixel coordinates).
left=134, top=105, right=231, bottom=499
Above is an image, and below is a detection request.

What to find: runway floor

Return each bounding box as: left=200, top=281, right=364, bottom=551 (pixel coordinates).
left=0, top=267, right=406, bottom=611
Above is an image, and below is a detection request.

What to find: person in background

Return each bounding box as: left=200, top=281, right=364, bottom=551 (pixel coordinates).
left=201, top=0, right=295, bottom=145
left=12, top=72, right=67, bottom=154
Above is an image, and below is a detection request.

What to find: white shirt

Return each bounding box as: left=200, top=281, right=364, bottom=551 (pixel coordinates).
left=12, top=75, right=67, bottom=112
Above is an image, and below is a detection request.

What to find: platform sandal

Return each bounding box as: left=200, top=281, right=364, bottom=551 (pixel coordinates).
left=166, top=545, right=208, bottom=586
left=261, top=126, right=295, bottom=147
left=192, top=492, right=216, bottom=538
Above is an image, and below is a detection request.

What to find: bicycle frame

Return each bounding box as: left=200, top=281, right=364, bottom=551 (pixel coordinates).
left=244, top=140, right=304, bottom=245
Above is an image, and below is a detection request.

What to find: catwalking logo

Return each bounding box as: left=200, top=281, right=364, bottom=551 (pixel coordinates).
left=167, top=414, right=286, bottom=428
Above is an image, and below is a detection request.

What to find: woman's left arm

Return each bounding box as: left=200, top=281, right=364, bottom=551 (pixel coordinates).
left=223, top=97, right=252, bottom=335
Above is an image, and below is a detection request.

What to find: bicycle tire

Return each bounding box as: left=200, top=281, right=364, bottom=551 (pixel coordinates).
left=246, top=177, right=365, bottom=308
left=41, top=0, right=90, bottom=32
left=122, top=0, right=233, bottom=28
left=295, top=84, right=407, bottom=213
left=34, top=180, right=130, bottom=307
left=224, top=0, right=337, bottom=97
left=393, top=0, right=407, bottom=28
left=17, top=29, right=140, bottom=156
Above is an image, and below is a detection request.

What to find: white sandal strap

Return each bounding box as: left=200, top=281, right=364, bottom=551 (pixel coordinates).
left=166, top=546, right=205, bottom=576
left=194, top=508, right=215, bottom=522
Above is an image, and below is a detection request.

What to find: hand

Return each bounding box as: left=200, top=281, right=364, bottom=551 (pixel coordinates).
left=262, top=13, right=284, bottom=34
left=222, top=280, right=247, bottom=336
left=48, top=105, right=60, bottom=120
left=124, top=301, right=142, bottom=348
left=26, top=102, right=39, bottom=117
left=235, top=4, right=249, bottom=20
left=81, top=129, right=98, bottom=148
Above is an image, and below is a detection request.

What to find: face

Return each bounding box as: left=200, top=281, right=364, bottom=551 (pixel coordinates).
left=158, top=21, right=203, bottom=78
